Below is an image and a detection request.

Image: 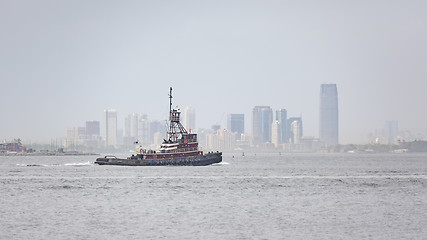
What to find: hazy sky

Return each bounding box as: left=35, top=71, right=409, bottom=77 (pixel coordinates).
left=1, top=0, right=427, bottom=144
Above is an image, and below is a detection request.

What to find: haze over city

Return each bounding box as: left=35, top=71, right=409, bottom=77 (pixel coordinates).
left=1, top=0, right=427, bottom=144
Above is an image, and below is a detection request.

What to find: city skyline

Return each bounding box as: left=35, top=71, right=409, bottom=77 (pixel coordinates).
left=2, top=84, right=423, bottom=147
left=58, top=94, right=413, bottom=152
left=3, top=86, right=424, bottom=146
left=1, top=1, right=427, bottom=144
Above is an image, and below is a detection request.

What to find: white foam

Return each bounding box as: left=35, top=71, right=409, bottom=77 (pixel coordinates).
left=17, top=164, right=50, bottom=167
left=215, top=161, right=230, bottom=165
left=64, top=161, right=93, bottom=166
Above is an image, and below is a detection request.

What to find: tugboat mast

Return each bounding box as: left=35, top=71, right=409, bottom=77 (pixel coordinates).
left=167, top=87, right=188, bottom=142
left=169, top=87, right=172, bottom=118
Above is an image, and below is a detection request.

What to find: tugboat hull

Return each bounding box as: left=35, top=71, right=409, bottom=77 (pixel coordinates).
left=95, top=152, right=222, bottom=166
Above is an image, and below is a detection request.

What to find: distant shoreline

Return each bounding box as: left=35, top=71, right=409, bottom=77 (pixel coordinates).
left=0, top=152, right=99, bottom=156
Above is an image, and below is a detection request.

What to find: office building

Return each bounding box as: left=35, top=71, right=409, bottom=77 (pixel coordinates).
left=206, top=128, right=236, bottom=150
left=290, top=120, right=302, bottom=144
left=184, top=106, right=196, bottom=132
left=85, top=121, right=100, bottom=136
left=227, top=114, right=244, bottom=136
left=104, top=109, right=117, bottom=147
left=150, top=120, right=165, bottom=144
left=138, top=115, right=150, bottom=146
left=319, top=84, right=339, bottom=145
left=271, top=120, right=281, bottom=147
left=66, top=126, right=86, bottom=148
left=288, top=117, right=303, bottom=143
left=276, top=109, right=287, bottom=143
left=384, top=120, right=398, bottom=144
left=125, top=113, right=140, bottom=138
left=252, top=106, right=273, bottom=145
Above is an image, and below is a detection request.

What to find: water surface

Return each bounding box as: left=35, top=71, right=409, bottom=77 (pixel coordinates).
left=1, top=153, right=426, bottom=239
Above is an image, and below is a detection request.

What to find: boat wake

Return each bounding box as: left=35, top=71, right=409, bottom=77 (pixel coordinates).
left=16, top=163, right=59, bottom=167
left=64, top=161, right=93, bottom=166
left=16, top=162, right=93, bottom=167
left=214, top=161, right=229, bottom=166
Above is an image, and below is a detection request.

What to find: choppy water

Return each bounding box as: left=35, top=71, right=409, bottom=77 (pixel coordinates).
left=1, top=153, right=426, bottom=239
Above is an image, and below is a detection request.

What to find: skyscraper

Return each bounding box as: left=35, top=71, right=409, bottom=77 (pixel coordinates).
left=124, top=113, right=139, bottom=138
left=184, top=106, right=196, bottom=132
left=319, top=84, right=339, bottom=145
left=287, top=117, right=303, bottom=143
left=104, top=109, right=117, bottom=147
left=271, top=120, right=281, bottom=147
left=150, top=120, right=165, bottom=143
left=276, top=109, right=287, bottom=143
left=227, top=114, right=244, bottom=136
left=66, top=126, right=86, bottom=149
left=252, top=106, right=273, bottom=145
left=138, top=115, right=150, bottom=146
left=85, top=121, right=100, bottom=136
left=384, top=120, right=398, bottom=144
left=290, top=120, right=302, bottom=144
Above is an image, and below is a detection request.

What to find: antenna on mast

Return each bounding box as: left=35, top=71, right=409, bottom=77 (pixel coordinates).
left=169, top=87, right=173, bottom=114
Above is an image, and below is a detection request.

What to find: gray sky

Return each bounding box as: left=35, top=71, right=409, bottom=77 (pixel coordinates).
left=1, top=0, right=427, bottom=144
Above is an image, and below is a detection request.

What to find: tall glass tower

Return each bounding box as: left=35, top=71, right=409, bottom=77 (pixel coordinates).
left=276, top=109, right=287, bottom=143
left=184, top=106, right=196, bottom=132
left=227, top=114, right=244, bottom=136
left=252, top=106, right=273, bottom=144
left=104, top=109, right=117, bottom=147
left=319, top=84, right=339, bottom=145
left=288, top=117, right=303, bottom=144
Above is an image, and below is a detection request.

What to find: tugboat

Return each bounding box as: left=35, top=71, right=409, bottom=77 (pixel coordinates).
left=95, top=87, right=222, bottom=166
